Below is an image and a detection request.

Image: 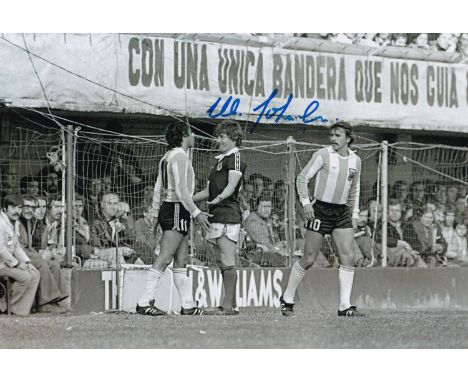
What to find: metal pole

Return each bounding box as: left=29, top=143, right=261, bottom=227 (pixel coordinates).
left=60, top=127, right=66, bottom=251
left=286, top=137, right=296, bottom=267
left=65, top=125, right=74, bottom=267
left=114, top=229, right=120, bottom=311
left=188, top=147, right=195, bottom=263
left=381, top=140, right=388, bottom=267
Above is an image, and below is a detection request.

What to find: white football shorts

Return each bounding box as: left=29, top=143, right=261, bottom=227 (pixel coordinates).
left=206, top=223, right=241, bottom=243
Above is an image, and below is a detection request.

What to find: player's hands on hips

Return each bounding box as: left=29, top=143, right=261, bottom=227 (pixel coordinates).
left=196, top=211, right=213, bottom=233
left=303, top=204, right=315, bottom=221
left=352, top=218, right=358, bottom=231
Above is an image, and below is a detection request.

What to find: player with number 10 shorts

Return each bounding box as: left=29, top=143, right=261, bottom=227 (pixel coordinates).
left=280, top=121, right=365, bottom=318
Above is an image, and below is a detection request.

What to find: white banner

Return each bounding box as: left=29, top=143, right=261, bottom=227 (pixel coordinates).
left=1, top=33, right=468, bottom=132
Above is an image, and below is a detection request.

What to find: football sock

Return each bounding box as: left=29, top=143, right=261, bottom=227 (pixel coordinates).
left=173, top=268, right=195, bottom=309
left=338, top=265, right=355, bottom=311
left=138, top=268, right=163, bottom=307
left=221, top=266, right=238, bottom=309
left=283, top=261, right=306, bottom=304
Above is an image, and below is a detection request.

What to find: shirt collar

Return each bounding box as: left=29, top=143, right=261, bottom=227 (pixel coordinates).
left=328, top=146, right=355, bottom=158
left=215, top=147, right=239, bottom=161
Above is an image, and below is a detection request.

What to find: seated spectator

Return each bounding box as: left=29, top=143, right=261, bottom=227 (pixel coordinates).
left=443, top=209, right=466, bottom=263
left=36, top=197, right=67, bottom=263
left=451, top=222, right=468, bottom=264
left=409, top=33, right=430, bottom=50
left=391, top=33, right=408, bottom=47
left=34, top=193, right=47, bottom=218
left=271, top=210, right=286, bottom=242
left=37, top=165, right=61, bottom=198
left=133, top=185, right=154, bottom=219
left=20, top=176, right=40, bottom=197
left=356, top=209, right=372, bottom=238
left=117, top=201, right=135, bottom=242
left=0, top=162, right=20, bottom=199
left=263, top=177, right=274, bottom=200
left=239, top=180, right=254, bottom=220
left=32, top=193, right=47, bottom=250
left=354, top=209, right=380, bottom=265
left=446, top=184, right=459, bottom=208
left=441, top=208, right=456, bottom=247
left=243, top=194, right=287, bottom=267
left=18, top=194, right=68, bottom=310
left=404, top=207, right=448, bottom=267
left=272, top=180, right=286, bottom=217
left=374, top=33, right=391, bottom=47
left=459, top=184, right=467, bottom=199
left=360, top=33, right=379, bottom=47
left=434, top=182, right=448, bottom=209
left=133, top=206, right=160, bottom=264
left=101, top=175, right=113, bottom=195
left=458, top=33, right=468, bottom=59
left=375, top=199, right=421, bottom=267
left=0, top=194, right=40, bottom=315
left=433, top=33, right=457, bottom=52
left=88, top=192, right=134, bottom=268
left=454, top=197, right=468, bottom=224
left=331, top=33, right=354, bottom=45
left=110, top=148, right=144, bottom=210
left=390, top=180, right=412, bottom=221
left=409, top=180, right=427, bottom=218
left=84, top=177, right=102, bottom=225
left=351, top=33, right=365, bottom=46
left=73, top=194, right=93, bottom=264
left=249, top=173, right=265, bottom=204
left=367, top=198, right=382, bottom=227
left=433, top=206, right=446, bottom=227
left=424, top=201, right=437, bottom=213
left=272, top=180, right=286, bottom=241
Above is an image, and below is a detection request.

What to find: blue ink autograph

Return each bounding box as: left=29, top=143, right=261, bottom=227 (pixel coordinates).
left=207, top=89, right=329, bottom=132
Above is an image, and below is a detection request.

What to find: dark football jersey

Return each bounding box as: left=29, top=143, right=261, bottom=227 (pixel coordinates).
left=208, top=148, right=247, bottom=224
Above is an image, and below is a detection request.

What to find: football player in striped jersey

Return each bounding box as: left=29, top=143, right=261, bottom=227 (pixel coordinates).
left=136, top=122, right=212, bottom=316
left=280, top=121, right=365, bottom=317
left=194, top=121, right=247, bottom=315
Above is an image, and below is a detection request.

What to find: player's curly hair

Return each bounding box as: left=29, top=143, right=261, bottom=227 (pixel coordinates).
left=166, top=121, right=191, bottom=149
left=330, top=121, right=355, bottom=146
left=216, top=120, right=243, bottom=147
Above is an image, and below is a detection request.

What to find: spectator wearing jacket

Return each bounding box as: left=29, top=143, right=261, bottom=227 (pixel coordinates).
left=404, top=207, right=448, bottom=267
left=18, top=194, right=67, bottom=307
left=0, top=194, right=40, bottom=315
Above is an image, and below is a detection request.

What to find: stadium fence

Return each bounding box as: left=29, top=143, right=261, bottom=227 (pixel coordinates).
left=1, top=125, right=467, bottom=272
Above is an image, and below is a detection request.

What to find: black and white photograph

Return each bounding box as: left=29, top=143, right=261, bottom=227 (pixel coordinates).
left=1, top=1, right=468, bottom=381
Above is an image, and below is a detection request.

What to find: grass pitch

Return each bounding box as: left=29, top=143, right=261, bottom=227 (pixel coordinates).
left=1, top=308, right=468, bottom=348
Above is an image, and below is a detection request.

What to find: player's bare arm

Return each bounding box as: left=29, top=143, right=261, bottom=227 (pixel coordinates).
left=207, top=171, right=242, bottom=205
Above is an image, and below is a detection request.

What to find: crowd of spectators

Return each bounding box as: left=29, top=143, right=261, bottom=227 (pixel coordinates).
left=252, top=33, right=468, bottom=58
left=355, top=180, right=468, bottom=268
left=0, top=157, right=156, bottom=315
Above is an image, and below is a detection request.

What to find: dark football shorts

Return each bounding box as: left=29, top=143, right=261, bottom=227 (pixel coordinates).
left=303, top=199, right=352, bottom=235
left=158, top=202, right=191, bottom=235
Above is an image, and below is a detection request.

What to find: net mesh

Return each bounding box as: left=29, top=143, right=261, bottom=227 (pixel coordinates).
left=385, top=143, right=468, bottom=266
left=1, top=125, right=467, bottom=269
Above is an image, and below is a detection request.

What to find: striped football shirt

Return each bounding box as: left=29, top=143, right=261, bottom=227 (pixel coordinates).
left=297, top=146, right=361, bottom=219
left=152, top=147, right=201, bottom=218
